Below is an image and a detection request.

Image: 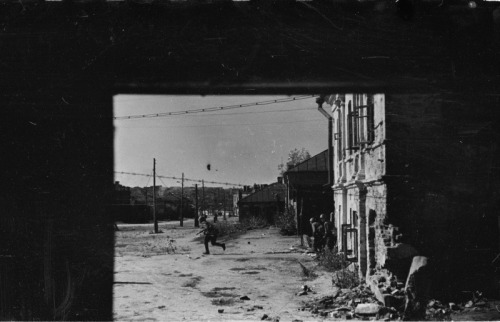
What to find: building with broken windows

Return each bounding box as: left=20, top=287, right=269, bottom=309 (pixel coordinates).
left=325, top=93, right=500, bottom=296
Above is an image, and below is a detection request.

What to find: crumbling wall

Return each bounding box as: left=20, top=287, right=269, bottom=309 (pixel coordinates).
left=365, top=185, right=388, bottom=272
left=382, top=93, right=500, bottom=296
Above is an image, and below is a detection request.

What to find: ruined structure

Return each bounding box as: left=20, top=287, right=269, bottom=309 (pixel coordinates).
left=327, top=93, right=500, bottom=296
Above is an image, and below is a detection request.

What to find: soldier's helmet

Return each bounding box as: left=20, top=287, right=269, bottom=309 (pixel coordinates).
left=319, top=213, right=326, bottom=220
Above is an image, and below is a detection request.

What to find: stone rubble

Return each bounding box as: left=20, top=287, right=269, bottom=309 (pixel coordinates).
left=425, top=290, right=492, bottom=320
left=299, top=284, right=404, bottom=320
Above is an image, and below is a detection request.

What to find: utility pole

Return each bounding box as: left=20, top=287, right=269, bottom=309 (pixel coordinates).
left=216, top=188, right=219, bottom=215
left=202, top=179, right=205, bottom=217
left=180, top=172, right=184, bottom=227
left=229, top=188, right=232, bottom=217
left=195, top=184, right=199, bottom=227
left=223, top=188, right=226, bottom=220
left=153, top=158, right=158, bottom=233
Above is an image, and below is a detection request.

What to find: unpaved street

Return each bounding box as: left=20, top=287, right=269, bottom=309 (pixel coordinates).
left=113, top=219, right=331, bottom=321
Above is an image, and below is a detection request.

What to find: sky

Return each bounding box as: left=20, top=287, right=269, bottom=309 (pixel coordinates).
left=113, top=95, right=328, bottom=188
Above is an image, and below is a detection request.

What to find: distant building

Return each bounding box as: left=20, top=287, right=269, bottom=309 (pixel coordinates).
left=233, top=188, right=250, bottom=217
left=113, top=181, right=131, bottom=205
left=284, top=150, right=333, bottom=236
left=238, top=180, right=286, bottom=224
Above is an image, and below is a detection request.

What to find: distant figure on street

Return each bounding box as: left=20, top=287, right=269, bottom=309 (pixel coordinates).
left=320, top=213, right=337, bottom=252
left=213, top=212, right=218, bottom=223
left=310, top=217, right=324, bottom=253
left=198, top=216, right=225, bottom=255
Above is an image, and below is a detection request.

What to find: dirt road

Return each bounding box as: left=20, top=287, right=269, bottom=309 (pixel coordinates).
left=113, top=219, right=331, bottom=321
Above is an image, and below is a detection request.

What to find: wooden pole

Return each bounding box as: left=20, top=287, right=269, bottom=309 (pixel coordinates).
left=223, top=188, right=226, bottom=220
left=195, top=184, right=199, bottom=227
left=202, top=179, right=205, bottom=217
left=153, top=158, right=158, bottom=233
left=180, top=172, right=184, bottom=227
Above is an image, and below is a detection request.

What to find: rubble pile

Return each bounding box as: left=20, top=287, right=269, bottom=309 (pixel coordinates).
left=299, top=284, right=403, bottom=320
left=368, top=271, right=406, bottom=308
left=425, top=291, right=492, bottom=320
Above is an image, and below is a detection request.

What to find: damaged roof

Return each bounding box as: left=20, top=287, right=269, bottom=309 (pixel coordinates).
left=238, top=182, right=286, bottom=204
left=285, top=149, right=328, bottom=173
left=284, top=150, right=329, bottom=187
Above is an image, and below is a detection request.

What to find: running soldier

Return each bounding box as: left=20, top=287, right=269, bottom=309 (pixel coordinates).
left=198, top=216, right=226, bottom=255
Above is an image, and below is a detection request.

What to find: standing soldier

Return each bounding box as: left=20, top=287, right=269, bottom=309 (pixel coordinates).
left=320, top=213, right=336, bottom=252
left=310, top=217, right=324, bottom=253
left=198, top=216, right=226, bottom=255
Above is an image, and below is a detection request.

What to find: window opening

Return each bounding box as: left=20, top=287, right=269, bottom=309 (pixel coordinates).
left=355, top=95, right=375, bottom=145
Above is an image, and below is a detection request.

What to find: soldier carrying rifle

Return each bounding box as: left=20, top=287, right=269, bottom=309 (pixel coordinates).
left=197, top=215, right=226, bottom=255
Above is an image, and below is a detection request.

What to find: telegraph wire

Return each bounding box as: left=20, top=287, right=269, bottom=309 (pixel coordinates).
left=144, top=170, right=153, bottom=187
left=115, top=171, right=245, bottom=187
left=113, top=95, right=317, bottom=120
left=156, top=175, right=169, bottom=188
left=135, top=106, right=317, bottom=118
left=117, top=118, right=325, bottom=129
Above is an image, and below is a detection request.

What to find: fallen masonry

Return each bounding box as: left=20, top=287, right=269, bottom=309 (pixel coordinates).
left=299, top=281, right=497, bottom=321
left=299, top=284, right=404, bottom=320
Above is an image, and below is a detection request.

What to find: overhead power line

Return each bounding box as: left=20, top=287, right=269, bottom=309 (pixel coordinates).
left=115, top=171, right=245, bottom=187
left=113, top=95, right=317, bottom=120
left=118, top=118, right=324, bottom=129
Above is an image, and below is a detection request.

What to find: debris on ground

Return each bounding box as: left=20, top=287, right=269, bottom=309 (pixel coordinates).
left=299, top=284, right=404, bottom=320
left=296, top=284, right=316, bottom=296
left=423, top=289, right=494, bottom=320
left=240, top=295, right=250, bottom=301
left=355, top=302, right=381, bottom=315
left=218, top=309, right=224, bottom=313
left=425, top=300, right=452, bottom=320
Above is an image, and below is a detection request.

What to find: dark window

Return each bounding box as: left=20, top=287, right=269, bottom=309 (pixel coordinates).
left=335, top=113, right=342, bottom=159
left=347, top=101, right=359, bottom=152
left=355, top=95, right=375, bottom=145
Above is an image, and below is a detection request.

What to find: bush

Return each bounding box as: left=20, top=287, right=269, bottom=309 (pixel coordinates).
left=275, top=209, right=297, bottom=236
left=240, top=216, right=268, bottom=230
left=319, top=250, right=361, bottom=288
left=332, top=268, right=360, bottom=289
left=318, top=248, right=349, bottom=271
left=215, top=220, right=242, bottom=237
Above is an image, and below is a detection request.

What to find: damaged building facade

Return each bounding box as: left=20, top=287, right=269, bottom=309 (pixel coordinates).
left=326, top=93, right=500, bottom=296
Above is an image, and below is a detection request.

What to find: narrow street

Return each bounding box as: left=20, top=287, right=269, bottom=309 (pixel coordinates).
left=113, top=219, right=331, bottom=321
left=114, top=218, right=500, bottom=321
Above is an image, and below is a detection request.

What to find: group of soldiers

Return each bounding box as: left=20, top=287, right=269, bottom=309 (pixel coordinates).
left=309, top=213, right=337, bottom=253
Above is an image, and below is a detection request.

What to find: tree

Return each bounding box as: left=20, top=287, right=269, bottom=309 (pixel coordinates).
left=279, top=148, right=311, bottom=175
